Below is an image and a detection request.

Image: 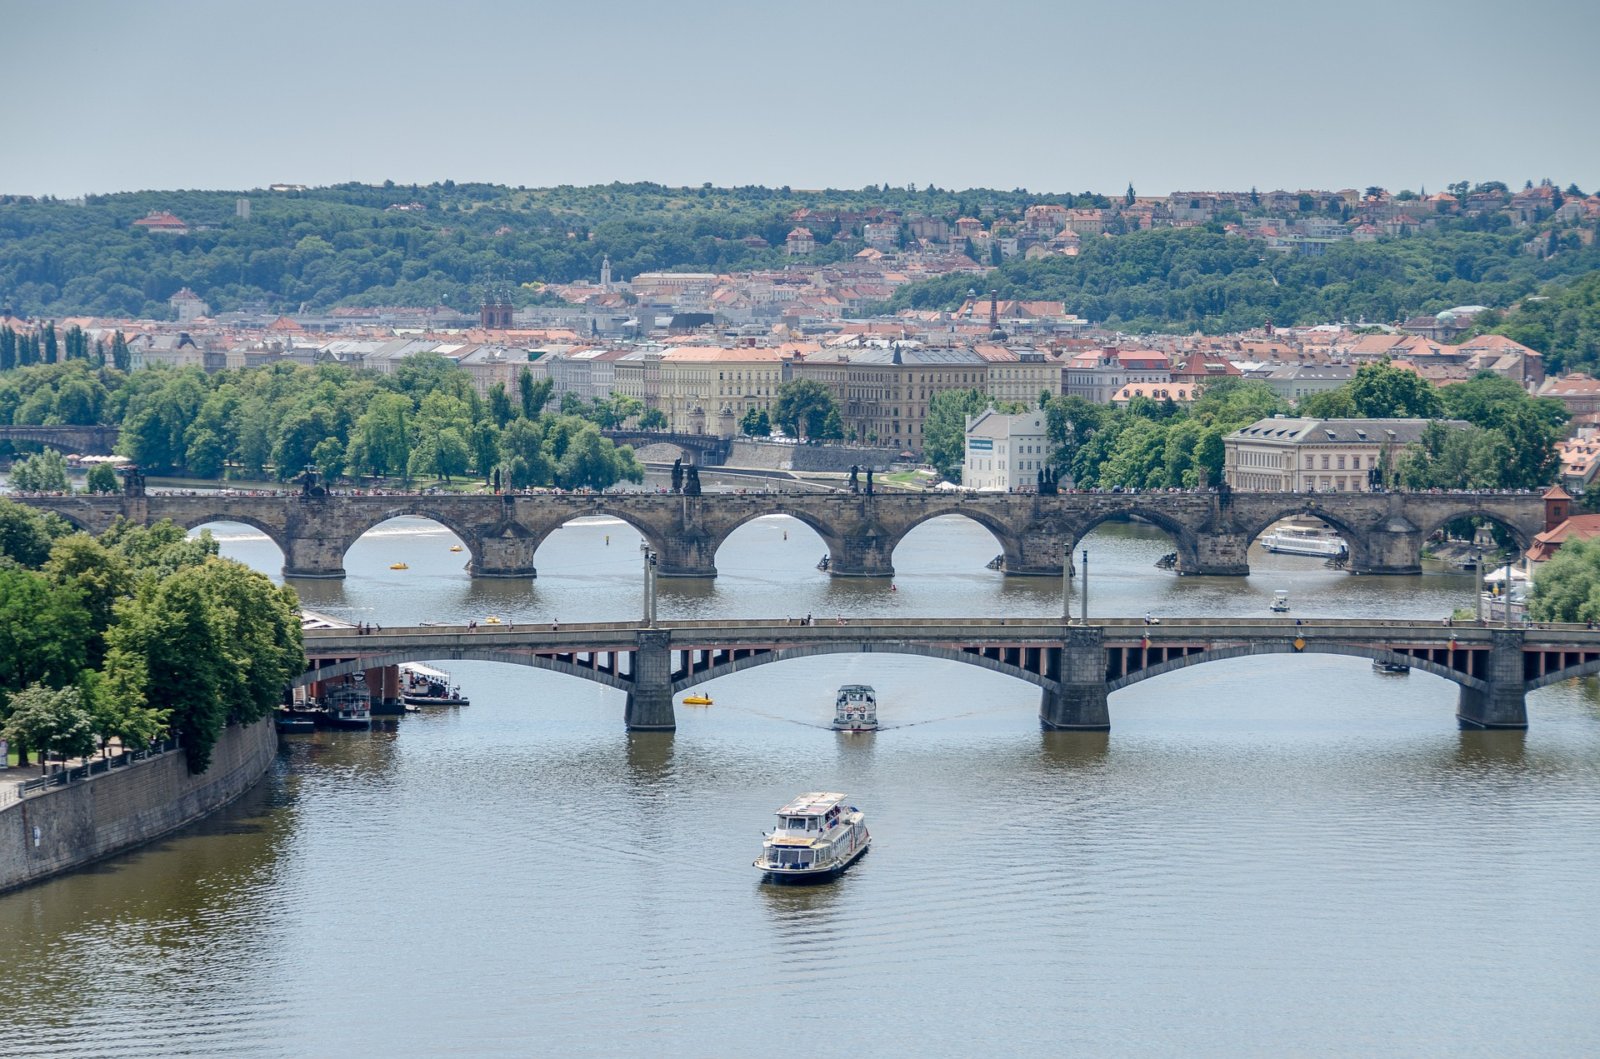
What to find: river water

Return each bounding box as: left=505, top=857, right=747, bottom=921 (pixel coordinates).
left=2, top=505, right=1598, bottom=1057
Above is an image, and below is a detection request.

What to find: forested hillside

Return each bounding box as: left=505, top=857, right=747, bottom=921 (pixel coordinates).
left=0, top=182, right=1104, bottom=318
left=888, top=224, right=1600, bottom=334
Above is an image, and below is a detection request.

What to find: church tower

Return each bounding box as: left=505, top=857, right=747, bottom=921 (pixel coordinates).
left=481, top=283, right=513, bottom=330
left=600, top=255, right=612, bottom=291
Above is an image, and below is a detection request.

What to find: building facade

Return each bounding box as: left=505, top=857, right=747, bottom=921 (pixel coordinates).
left=1223, top=417, right=1464, bottom=492
left=963, top=409, right=1051, bottom=491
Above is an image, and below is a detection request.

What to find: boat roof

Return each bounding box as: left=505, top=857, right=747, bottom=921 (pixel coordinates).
left=837, top=684, right=875, bottom=693
left=776, top=792, right=847, bottom=816
left=401, top=663, right=451, bottom=680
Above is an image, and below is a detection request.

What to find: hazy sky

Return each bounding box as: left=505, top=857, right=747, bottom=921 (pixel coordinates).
left=4, top=0, right=1597, bottom=197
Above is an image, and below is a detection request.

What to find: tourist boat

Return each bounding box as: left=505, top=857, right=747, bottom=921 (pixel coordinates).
left=1260, top=519, right=1348, bottom=558
left=1372, top=659, right=1411, bottom=674
left=754, top=792, right=870, bottom=883
left=1270, top=589, right=1290, bottom=612
left=682, top=691, right=713, bottom=706
left=389, top=562, right=409, bottom=570
left=400, top=663, right=470, bottom=706
left=317, top=681, right=372, bottom=730
left=832, top=684, right=878, bottom=732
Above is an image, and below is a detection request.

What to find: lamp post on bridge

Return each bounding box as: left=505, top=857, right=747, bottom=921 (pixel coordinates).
left=640, top=543, right=658, bottom=627
left=1061, top=543, right=1071, bottom=623
left=1080, top=548, right=1089, bottom=626
left=1474, top=552, right=1483, bottom=625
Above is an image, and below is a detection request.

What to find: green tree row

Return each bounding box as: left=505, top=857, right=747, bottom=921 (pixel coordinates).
left=0, top=502, right=302, bottom=774
left=0, top=357, right=645, bottom=491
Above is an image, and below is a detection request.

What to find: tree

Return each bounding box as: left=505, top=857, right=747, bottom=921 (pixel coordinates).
left=923, top=388, right=992, bottom=481
left=110, top=331, right=131, bottom=372
left=1342, top=360, right=1444, bottom=419
left=772, top=379, right=841, bottom=441
left=84, top=463, right=120, bottom=494
left=3, top=684, right=95, bottom=771
left=1529, top=537, right=1600, bottom=623
left=518, top=368, right=552, bottom=419
left=8, top=449, right=71, bottom=493
left=0, top=498, right=68, bottom=566
left=638, top=407, right=668, bottom=431
left=739, top=406, right=771, bottom=437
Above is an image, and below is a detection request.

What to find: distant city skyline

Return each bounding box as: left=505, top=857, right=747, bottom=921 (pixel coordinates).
left=3, top=0, right=1597, bottom=198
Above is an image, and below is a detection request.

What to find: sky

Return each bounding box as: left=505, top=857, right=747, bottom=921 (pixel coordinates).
left=3, top=0, right=1598, bottom=198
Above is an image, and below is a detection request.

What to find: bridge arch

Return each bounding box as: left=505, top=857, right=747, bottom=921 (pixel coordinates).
left=298, top=649, right=632, bottom=692
left=884, top=506, right=1028, bottom=574
left=337, top=507, right=481, bottom=574
left=1067, top=507, right=1205, bottom=573
left=1525, top=657, right=1600, bottom=693
left=1107, top=642, right=1486, bottom=693
left=522, top=506, right=670, bottom=566
left=1415, top=506, right=1536, bottom=555
left=1236, top=503, right=1372, bottom=571
left=710, top=508, right=837, bottom=576
left=667, top=640, right=1054, bottom=694
left=177, top=513, right=293, bottom=560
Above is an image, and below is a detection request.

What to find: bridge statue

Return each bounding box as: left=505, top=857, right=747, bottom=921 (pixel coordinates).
left=670, top=458, right=683, bottom=494
left=849, top=465, right=860, bottom=494
left=684, top=466, right=701, bottom=497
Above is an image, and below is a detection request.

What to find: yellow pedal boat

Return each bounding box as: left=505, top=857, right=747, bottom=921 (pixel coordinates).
left=682, top=692, right=714, bottom=706
left=389, top=562, right=409, bottom=570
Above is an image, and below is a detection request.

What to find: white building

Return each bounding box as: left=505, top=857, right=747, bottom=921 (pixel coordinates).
left=963, top=409, right=1050, bottom=491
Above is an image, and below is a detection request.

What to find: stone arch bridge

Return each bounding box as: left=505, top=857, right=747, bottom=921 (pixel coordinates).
left=300, top=617, right=1600, bottom=733
left=0, top=424, right=121, bottom=454
left=12, top=489, right=1545, bottom=580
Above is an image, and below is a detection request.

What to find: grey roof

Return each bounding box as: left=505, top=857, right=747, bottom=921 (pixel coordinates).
left=1227, top=417, right=1470, bottom=445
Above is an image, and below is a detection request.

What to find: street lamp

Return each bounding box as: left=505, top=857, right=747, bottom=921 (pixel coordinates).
left=1080, top=548, right=1089, bottom=625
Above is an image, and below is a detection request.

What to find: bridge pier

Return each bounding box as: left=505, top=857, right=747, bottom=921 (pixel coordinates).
left=1040, top=627, right=1110, bottom=730
left=1456, top=629, right=1528, bottom=730
left=282, top=537, right=346, bottom=579
left=830, top=527, right=895, bottom=578
left=625, top=630, right=677, bottom=731
left=1349, top=525, right=1422, bottom=575
left=472, top=529, right=538, bottom=578
left=1181, top=533, right=1250, bottom=577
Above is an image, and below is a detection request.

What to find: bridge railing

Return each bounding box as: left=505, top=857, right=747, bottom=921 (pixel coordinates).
left=301, top=616, right=1600, bottom=643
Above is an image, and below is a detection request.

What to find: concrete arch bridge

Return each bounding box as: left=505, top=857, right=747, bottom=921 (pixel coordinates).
left=14, top=490, right=1548, bottom=581
left=299, top=617, right=1600, bottom=733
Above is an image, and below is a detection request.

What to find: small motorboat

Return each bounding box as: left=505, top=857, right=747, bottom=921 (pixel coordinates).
left=389, top=562, right=409, bottom=570
left=274, top=710, right=317, bottom=734
left=1270, top=589, right=1290, bottom=613
left=449, top=545, right=463, bottom=553
left=483, top=615, right=502, bottom=625
left=1372, top=660, right=1411, bottom=675
left=755, top=792, right=871, bottom=884
left=683, top=691, right=713, bottom=706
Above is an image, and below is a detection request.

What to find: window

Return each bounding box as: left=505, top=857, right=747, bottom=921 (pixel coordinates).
left=1321, top=455, right=1330, bottom=469
left=1337, top=456, right=1346, bottom=469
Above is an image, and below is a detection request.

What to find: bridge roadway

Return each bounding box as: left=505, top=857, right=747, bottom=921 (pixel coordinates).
left=15, top=489, right=1547, bottom=580
left=299, top=616, right=1600, bottom=732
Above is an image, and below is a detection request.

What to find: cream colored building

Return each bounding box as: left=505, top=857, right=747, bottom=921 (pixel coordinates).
left=986, top=349, right=1062, bottom=407
left=658, top=346, right=790, bottom=436
left=1223, top=417, right=1466, bottom=492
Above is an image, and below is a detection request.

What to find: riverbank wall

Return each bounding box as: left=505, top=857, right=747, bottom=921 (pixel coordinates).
left=0, top=719, right=278, bottom=896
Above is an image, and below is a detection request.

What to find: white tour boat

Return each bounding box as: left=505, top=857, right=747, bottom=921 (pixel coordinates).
left=1260, top=518, right=1349, bottom=558
left=1270, top=589, right=1291, bottom=613
left=755, top=792, right=871, bottom=883
left=832, top=684, right=879, bottom=732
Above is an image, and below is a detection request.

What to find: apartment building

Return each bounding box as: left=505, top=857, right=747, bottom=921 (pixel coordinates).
left=1223, top=417, right=1463, bottom=492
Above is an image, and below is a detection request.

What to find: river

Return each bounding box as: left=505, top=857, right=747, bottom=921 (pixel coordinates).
left=2, top=504, right=1597, bottom=1057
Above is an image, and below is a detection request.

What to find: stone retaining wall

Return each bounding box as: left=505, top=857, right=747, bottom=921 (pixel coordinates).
left=0, top=719, right=278, bottom=895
